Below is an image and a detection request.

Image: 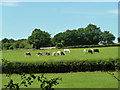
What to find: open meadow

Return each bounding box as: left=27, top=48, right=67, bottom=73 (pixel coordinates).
left=1, top=72, right=118, bottom=88
left=1, top=47, right=118, bottom=63
left=1, top=46, right=119, bottom=88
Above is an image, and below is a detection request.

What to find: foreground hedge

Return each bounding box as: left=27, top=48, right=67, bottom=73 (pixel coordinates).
left=1, top=58, right=119, bottom=74
left=62, top=44, right=120, bottom=49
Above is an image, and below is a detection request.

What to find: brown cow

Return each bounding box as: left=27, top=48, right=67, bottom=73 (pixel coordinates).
left=57, top=51, right=65, bottom=56
left=44, top=51, right=50, bottom=55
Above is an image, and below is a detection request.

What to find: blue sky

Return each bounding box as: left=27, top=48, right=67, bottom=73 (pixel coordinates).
left=2, top=2, right=118, bottom=42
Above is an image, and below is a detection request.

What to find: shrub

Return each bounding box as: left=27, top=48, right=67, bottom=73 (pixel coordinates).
left=1, top=58, right=119, bottom=74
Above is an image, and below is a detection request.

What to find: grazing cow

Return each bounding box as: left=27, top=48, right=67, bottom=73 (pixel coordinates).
left=83, top=49, right=87, bottom=54
left=61, top=51, right=65, bottom=55
left=25, top=52, right=31, bottom=56
left=57, top=51, right=65, bottom=56
left=94, top=49, right=100, bottom=53
left=37, top=52, right=43, bottom=56
left=44, top=51, right=50, bottom=55
left=57, top=51, right=61, bottom=55
left=88, top=49, right=93, bottom=54
left=64, top=49, right=70, bottom=53
left=52, top=52, right=56, bottom=56
left=90, top=49, right=94, bottom=52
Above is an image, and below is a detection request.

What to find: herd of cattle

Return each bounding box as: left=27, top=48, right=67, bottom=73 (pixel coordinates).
left=25, top=48, right=100, bottom=56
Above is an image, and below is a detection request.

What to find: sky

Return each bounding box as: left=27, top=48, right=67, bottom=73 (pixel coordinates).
left=1, top=1, right=118, bottom=42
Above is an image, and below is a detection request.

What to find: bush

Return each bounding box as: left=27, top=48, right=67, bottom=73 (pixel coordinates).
left=1, top=58, right=119, bottom=74
left=62, top=44, right=120, bottom=49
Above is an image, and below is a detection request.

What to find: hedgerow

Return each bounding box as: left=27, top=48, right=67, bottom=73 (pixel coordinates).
left=62, top=44, right=120, bottom=49
left=1, top=58, right=119, bottom=74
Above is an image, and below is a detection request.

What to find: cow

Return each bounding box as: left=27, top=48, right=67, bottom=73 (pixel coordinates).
left=52, top=52, right=56, bottom=56
left=44, top=51, right=50, bottom=55
left=94, top=49, right=100, bottom=53
left=25, top=52, right=31, bottom=56
left=57, top=51, right=61, bottom=55
left=83, top=49, right=87, bottom=54
left=64, top=49, right=70, bottom=53
left=37, top=52, right=43, bottom=56
left=57, top=51, right=65, bottom=56
left=61, top=51, right=65, bottom=55
left=88, top=49, right=93, bottom=54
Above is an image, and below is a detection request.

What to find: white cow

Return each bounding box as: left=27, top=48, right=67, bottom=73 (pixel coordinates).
left=64, top=49, right=70, bottom=53
left=83, top=49, right=87, bottom=54
left=52, top=52, right=56, bottom=56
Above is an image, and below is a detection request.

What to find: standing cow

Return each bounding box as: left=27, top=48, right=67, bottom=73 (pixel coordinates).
left=64, top=49, right=70, bottom=53
left=25, top=52, right=31, bottom=56
left=37, top=52, right=43, bottom=56
left=94, top=49, right=100, bottom=53
left=57, top=51, right=65, bottom=56
left=83, top=49, right=87, bottom=54
left=44, top=51, right=50, bottom=55
left=88, top=49, right=93, bottom=54
left=52, top=52, right=56, bottom=56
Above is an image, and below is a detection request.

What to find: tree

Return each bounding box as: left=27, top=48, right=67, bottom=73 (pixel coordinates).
left=28, top=29, right=51, bottom=49
left=53, top=24, right=102, bottom=46
left=100, top=31, right=115, bottom=44
left=84, top=24, right=102, bottom=45
left=118, top=37, right=120, bottom=43
left=2, top=38, right=10, bottom=43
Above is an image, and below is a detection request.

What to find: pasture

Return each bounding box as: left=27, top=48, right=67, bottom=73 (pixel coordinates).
left=1, top=47, right=118, bottom=63
left=1, top=71, right=118, bottom=88
left=1, top=47, right=119, bottom=88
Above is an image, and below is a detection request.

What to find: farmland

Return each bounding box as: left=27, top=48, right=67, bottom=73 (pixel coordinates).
left=1, top=46, right=119, bottom=88
left=1, top=47, right=118, bottom=63
left=1, top=72, right=118, bottom=88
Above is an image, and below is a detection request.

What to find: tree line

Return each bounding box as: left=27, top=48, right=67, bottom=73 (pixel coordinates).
left=1, top=24, right=119, bottom=50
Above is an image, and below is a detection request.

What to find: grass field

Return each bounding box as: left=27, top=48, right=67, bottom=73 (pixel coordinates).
left=1, top=47, right=119, bottom=88
left=1, top=71, right=118, bottom=88
left=1, top=47, right=118, bottom=63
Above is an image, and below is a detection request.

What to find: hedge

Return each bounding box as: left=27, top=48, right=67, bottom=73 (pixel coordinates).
left=62, top=44, right=120, bottom=49
left=1, top=58, right=119, bottom=74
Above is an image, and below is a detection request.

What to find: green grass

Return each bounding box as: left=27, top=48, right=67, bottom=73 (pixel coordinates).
left=1, top=47, right=119, bottom=88
left=1, top=47, right=118, bottom=63
left=2, top=72, right=118, bottom=88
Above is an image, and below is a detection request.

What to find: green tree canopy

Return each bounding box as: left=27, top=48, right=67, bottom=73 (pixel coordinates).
left=28, top=29, right=51, bottom=49
left=118, top=37, right=120, bottom=43
left=53, top=24, right=103, bottom=46
left=100, top=31, right=115, bottom=44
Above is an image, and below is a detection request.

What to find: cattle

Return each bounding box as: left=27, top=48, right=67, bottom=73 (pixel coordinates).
left=57, top=51, right=65, bottom=56
left=57, top=51, right=61, bottom=55
left=25, top=52, right=31, bottom=56
left=37, top=52, right=43, bottom=56
left=83, top=49, right=87, bottom=54
left=94, top=49, right=100, bottom=53
left=61, top=51, right=65, bottom=55
left=90, top=49, right=94, bottom=52
left=44, top=51, right=50, bottom=55
left=64, top=49, right=70, bottom=53
left=52, top=52, right=56, bottom=56
left=88, top=49, right=93, bottom=54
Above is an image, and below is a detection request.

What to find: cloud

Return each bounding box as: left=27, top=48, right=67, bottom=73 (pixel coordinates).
left=107, top=9, right=118, bottom=14
left=0, top=2, right=19, bottom=6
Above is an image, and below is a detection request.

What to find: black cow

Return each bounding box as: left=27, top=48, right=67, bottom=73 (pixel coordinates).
left=94, top=49, right=100, bottom=53
left=61, top=51, right=65, bottom=56
left=37, top=52, right=43, bottom=56
left=25, top=52, right=31, bottom=56
left=88, top=49, right=93, bottom=54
